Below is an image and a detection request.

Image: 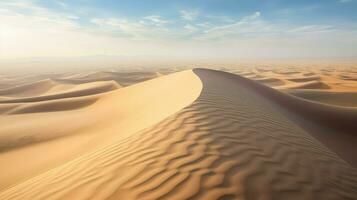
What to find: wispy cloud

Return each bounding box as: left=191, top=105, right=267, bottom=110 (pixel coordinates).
left=195, top=12, right=275, bottom=40
left=287, top=25, right=333, bottom=33
left=0, top=0, right=79, bottom=29
left=90, top=15, right=173, bottom=40
left=183, top=24, right=199, bottom=33
left=1, top=0, right=357, bottom=59
left=192, top=11, right=338, bottom=41
left=180, top=10, right=199, bottom=21
left=142, top=15, right=170, bottom=26
left=55, top=0, right=67, bottom=8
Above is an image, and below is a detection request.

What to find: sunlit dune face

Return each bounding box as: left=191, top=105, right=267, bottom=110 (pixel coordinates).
left=0, top=68, right=357, bottom=199
left=0, top=0, right=357, bottom=198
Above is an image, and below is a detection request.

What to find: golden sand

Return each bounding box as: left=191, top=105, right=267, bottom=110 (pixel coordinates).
left=0, top=67, right=356, bottom=199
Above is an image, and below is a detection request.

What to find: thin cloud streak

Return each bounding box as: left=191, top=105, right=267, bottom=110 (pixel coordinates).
left=180, top=10, right=199, bottom=21
left=1, top=0, right=357, bottom=59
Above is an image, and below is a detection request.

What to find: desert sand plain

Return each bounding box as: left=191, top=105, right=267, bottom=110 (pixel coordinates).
left=0, top=63, right=357, bottom=200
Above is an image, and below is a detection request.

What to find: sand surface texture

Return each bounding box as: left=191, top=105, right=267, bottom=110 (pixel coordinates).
left=0, top=67, right=356, bottom=200
left=223, top=66, right=357, bottom=107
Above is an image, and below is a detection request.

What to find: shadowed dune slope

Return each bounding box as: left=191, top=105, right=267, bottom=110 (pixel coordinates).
left=286, top=76, right=321, bottom=82
left=277, top=80, right=331, bottom=90
left=226, top=66, right=357, bottom=92
left=0, top=69, right=356, bottom=200
left=286, top=90, right=357, bottom=107
left=0, top=79, right=56, bottom=97
left=212, top=69, right=357, bottom=167
left=254, top=77, right=285, bottom=86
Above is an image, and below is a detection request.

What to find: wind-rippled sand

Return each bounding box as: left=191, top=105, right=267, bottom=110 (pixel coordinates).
left=0, top=67, right=356, bottom=200
left=223, top=65, right=357, bottom=107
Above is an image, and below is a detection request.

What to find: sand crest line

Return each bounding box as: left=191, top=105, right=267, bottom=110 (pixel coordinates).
left=0, top=69, right=356, bottom=199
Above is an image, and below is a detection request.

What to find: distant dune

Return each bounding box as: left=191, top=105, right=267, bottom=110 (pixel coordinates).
left=278, top=80, right=331, bottom=90
left=226, top=66, right=357, bottom=107
left=0, top=80, right=120, bottom=104
left=287, top=90, right=357, bottom=107
left=0, top=67, right=356, bottom=200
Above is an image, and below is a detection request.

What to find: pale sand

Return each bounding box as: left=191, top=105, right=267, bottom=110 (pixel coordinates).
left=0, top=80, right=120, bottom=103
left=0, top=70, right=201, bottom=192
left=0, top=68, right=356, bottom=199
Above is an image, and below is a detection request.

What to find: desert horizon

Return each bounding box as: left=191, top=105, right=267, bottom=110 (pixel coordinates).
left=1, top=0, right=357, bottom=199
left=1, top=64, right=357, bottom=199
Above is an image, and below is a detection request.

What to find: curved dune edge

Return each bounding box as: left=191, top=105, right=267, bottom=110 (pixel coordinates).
left=54, top=71, right=161, bottom=86
left=0, top=80, right=121, bottom=104
left=286, top=76, right=321, bottom=82
left=286, top=90, right=357, bottom=107
left=0, top=79, right=56, bottom=97
left=0, top=70, right=202, bottom=192
left=254, top=77, right=285, bottom=86
left=276, top=80, right=331, bottom=90
left=207, top=69, right=357, bottom=167
left=0, top=69, right=356, bottom=199
left=224, top=66, right=357, bottom=92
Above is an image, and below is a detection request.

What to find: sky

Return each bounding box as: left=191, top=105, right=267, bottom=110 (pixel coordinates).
left=1, top=0, right=357, bottom=60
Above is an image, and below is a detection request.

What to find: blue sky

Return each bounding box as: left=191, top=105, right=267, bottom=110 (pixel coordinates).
left=1, top=0, right=357, bottom=59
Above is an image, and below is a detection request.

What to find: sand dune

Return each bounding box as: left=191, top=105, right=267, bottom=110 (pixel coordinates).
left=340, top=74, right=357, bottom=81
left=2, top=96, right=99, bottom=115
left=0, top=80, right=120, bottom=104
left=0, top=79, right=57, bottom=98
left=287, top=90, right=357, bottom=107
left=0, top=69, right=356, bottom=200
left=254, top=77, right=285, bottom=86
left=303, top=72, right=316, bottom=76
left=277, top=80, right=331, bottom=90
left=286, top=75, right=321, bottom=82
left=222, top=66, right=357, bottom=108
left=55, top=71, right=161, bottom=86
left=0, top=70, right=201, bottom=192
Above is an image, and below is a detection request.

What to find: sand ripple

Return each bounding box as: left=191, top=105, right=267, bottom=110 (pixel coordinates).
left=0, top=69, right=356, bottom=200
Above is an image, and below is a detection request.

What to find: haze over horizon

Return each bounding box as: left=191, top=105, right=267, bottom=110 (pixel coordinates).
left=1, top=0, right=357, bottom=61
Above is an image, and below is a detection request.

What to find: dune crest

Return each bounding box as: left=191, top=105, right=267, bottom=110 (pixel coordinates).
left=0, top=70, right=202, bottom=191
left=0, top=69, right=356, bottom=200
left=0, top=79, right=56, bottom=97
left=0, top=80, right=120, bottom=104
